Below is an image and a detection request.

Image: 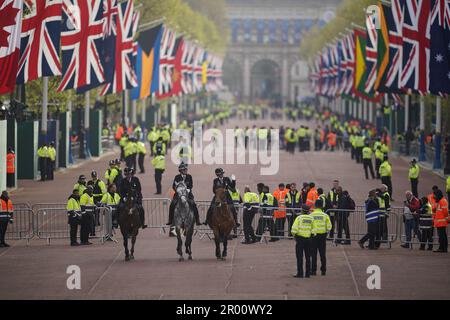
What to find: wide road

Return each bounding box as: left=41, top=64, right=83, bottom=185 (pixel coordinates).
left=1, top=115, right=449, bottom=299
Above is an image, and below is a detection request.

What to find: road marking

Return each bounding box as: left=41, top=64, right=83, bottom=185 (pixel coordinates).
left=224, top=236, right=239, bottom=294
left=341, top=245, right=361, bottom=297
left=88, top=248, right=123, bottom=296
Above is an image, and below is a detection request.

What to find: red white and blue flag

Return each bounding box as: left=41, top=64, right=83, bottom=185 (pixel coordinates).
left=58, top=0, right=105, bottom=92
left=192, top=45, right=205, bottom=94
left=365, top=11, right=378, bottom=94
left=181, top=39, right=195, bottom=95
left=344, top=32, right=355, bottom=96
left=157, top=26, right=177, bottom=98
left=100, top=0, right=138, bottom=95
left=16, top=0, right=62, bottom=84
left=0, top=0, right=23, bottom=94
left=400, top=0, right=431, bottom=95
left=429, top=0, right=450, bottom=95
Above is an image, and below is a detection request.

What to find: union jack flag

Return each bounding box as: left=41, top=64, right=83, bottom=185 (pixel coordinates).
left=319, top=47, right=331, bottom=97
left=365, top=11, right=378, bottom=94
left=401, top=0, right=431, bottom=95
left=329, top=43, right=338, bottom=97
left=206, top=54, right=223, bottom=92
left=16, top=0, right=62, bottom=84
left=344, top=32, right=355, bottom=96
left=379, top=0, right=404, bottom=93
left=192, top=46, right=205, bottom=94
left=58, top=0, right=105, bottom=92
left=100, top=0, right=138, bottom=96
left=429, top=0, right=450, bottom=95
left=157, top=26, right=177, bottom=98
left=101, top=0, right=118, bottom=85
left=181, top=39, right=195, bottom=94
left=103, top=0, right=117, bottom=36
left=336, top=39, right=346, bottom=96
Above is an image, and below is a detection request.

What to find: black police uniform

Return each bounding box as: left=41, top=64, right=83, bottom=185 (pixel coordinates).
left=205, top=177, right=238, bottom=225
left=167, top=174, right=201, bottom=225
left=120, top=176, right=146, bottom=227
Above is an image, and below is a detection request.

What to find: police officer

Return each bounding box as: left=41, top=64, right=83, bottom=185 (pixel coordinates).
left=228, top=182, right=242, bottom=238
left=167, top=163, right=201, bottom=226
left=67, top=189, right=82, bottom=246
left=47, top=142, right=56, bottom=180
left=374, top=145, right=384, bottom=179
left=79, top=186, right=95, bottom=244
left=256, top=185, right=278, bottom=242
left=359, top=190, right=380, bottom=250
left=151, top=152, right=166, bottom=195
left=379, top=155, right=393, bottom=200
left=285, top=183, right=302, bottom=237
left=378, top=184, right=391, bottom=245
left=204, top=168, right=239, bottom=226
left=242, top=186, right=259, bottom=244
left=105, top=160, right=120, bottom=186
left=113, top=159, right=123, bottom=193
left=0, top=191, right=13, bottom=247
left=291, top=204, right=313, bottom=278
left=153, top=136, right=167, bottom=156
left=418, top=197, right=433, bottom=251
left=37, top=143, right=49, bottom=181
left=147, top=127, right=159, bottom=156
left=100, top=183, right=121, bottom=240
left=137, top=139, right=147, bottom=174
left=119, top=133, right=128, bottom=161
left=73, top=175, right=87, bottom=195
left=362, top=142, right=376, bottom=180
left=89, top=171, right=107, bottom=204
left=120, top=167, right=147, bottom=229
left=409, top=159, right=420, bottom=198
left=310, top=199, right=332, bottom=276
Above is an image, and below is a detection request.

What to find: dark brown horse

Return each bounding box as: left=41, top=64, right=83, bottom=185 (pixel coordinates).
left=118, top=191, right=141, bottom=261
left=209, top=187, right=235, bottom=260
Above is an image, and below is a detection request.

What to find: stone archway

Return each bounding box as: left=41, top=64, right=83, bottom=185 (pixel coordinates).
left=250, top=59, right=281, bottom=105
left=222, top=57, right=243, bottom=102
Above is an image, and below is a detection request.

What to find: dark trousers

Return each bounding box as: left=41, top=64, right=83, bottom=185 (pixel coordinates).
left=243, top=208, right=257, bottom=242
left=256, top=215, right=275, bottom=240
left=381, top=177, right=393, bottom=199
left=138, top=153, right=145, bottom=173
left=328, top=213, right=335, bottom=239
left=295, top=236, right=311, bottom=276
left=7, top=173, right=14, bottom=188
left=69, top=220, right=79, bottom=244
left=125, top=155, right=133, bottom=168
left=351, top=146, right=355, bottom=159
left=80, top=213, right=91, bottom=243
left=437, top=227, right=448, bottom=252
left=274, top=217, right=286, bottom=237
left=132, top=154, right=137, bottom=170
left=419, top=228, right=433, bottom=249
left=355, top=147, right=363, bottom=163
left=287, top=210, right=296, bottom=237
left=410, top=179, right=418, bottom=198
left=0, top=220, right=9, bottom=244
left=48, top=160, right=55, bottom=180
left=363, top=159, right=375, bottom=179
left=375, top=159, right=381, bottom=179
left=154, top=169, right=164, bottom=194
left=311, top=234, right=327, bottom=273
left=39, top=157, right=48, bottom=181
left=336, top=212, right=351, bottom=243
left=120, top=146, right=125, bottom=160
left=360, top=220, right=379, bottom=249
left=378, top=214, right=389, bottom=241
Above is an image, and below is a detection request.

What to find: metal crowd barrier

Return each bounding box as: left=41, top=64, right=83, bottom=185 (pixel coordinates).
left=398, top=215, right=449, bottom=249
left=5, top=208, right=34, bottom=242
left=34, top=207, right=111, bottom=245
left=32, top=203, right=66, bottom=212
left=12, top=202, right=32, bottom=210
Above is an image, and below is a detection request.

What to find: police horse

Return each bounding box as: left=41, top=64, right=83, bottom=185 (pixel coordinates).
left=118, top=190, right=141, bottom=261
left=173, top=181, right=195, bottom=261
left=208, top=187, right=235, bottom=260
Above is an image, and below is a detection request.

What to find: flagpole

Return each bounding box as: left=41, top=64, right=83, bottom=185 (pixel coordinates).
left=138, top=17, right=166, bottom=32
left=404, top=94, right=410, bottom=132
left=351, top=23, right=365, bottom=31
left=42, top=77, right=48, bottom=143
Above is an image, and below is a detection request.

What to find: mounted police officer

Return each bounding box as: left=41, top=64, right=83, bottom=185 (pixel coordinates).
left=119, top=167, right=147, bottom=229
left=166, top=163, right=201, bottom=226
left=204, top=168, right=240, bottom=226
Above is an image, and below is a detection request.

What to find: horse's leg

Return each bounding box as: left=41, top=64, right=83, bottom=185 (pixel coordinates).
left=214, top=229, right=221, bottom=259
left=123, top=235, right=130, bottom=261
left=176, top=228, right=184, bottom=261
left=222, top=234, right=228, bottom=260
left=186, top=227, right=193, bottom=260
left=130, top=232, right=137, bottom=260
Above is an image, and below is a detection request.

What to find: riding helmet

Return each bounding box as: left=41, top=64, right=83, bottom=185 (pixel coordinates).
left=178, top=162, right=188, bottom=170
left=215, top=168, right=224, bottom=176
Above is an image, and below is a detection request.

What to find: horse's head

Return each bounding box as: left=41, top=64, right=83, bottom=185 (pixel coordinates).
left=215, top=187, right=227, bottom=207
left=124, top=190, right=137, bottom=215
left=175, top=181, right=188, bottom=203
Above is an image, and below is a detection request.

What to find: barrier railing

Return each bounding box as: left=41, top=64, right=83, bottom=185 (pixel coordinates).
left=32, top=203, right=66, bottom=212
left=398, top=215, right=449, bottom=249
left=12, top=202, right=31, bottom=210
left=5, top=208, right=34, bottom=242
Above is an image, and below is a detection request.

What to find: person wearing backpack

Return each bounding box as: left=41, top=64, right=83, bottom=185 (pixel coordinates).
left=336, top=187, right=354, bottom=245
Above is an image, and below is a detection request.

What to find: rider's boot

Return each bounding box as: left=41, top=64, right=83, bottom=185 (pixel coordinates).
left=192, top=204, right=202, bottom=226
left=139, top=208, right=147, bottom=229
left=203, top=206, right=213, bottom=225
left=166, top=201, right=175, bottom=225
left=231, top=206, right=241, bottom=227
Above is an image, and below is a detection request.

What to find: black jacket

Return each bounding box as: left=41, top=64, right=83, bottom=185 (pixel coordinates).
left=212, top=177, right=235, bottom=194
left=120, top=176, right=142, bottom=200
left=172, top=174, right=193, bottom=191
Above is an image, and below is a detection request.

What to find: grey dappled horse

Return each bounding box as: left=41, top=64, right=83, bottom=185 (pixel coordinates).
left=173, top=181, right=194, bottom=261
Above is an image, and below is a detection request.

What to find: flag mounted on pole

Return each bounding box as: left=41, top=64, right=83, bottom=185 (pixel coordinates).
left=130, top=24, right=163, bottom=100
left=16, top=0, right=62, bottom=84
left=157, top=26, right=177, bottom=98
left=0, top=0, right=23, bottom=95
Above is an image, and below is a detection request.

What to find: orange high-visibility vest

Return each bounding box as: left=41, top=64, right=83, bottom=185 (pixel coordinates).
left=434, top=198, right=449, bottom=228
left=306, top=188, right=318, bottom=209
left=273, top=188, right=288, bottom=219
left=115, top=125, right=124, bottom=141
left=6, top=153, right=15, bottom=174
left=0, top=199, right=13, bottom=212
left=327, top=133, right=337, bottom=147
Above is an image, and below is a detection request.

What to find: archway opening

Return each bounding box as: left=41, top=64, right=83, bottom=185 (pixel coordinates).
left=250, top=59, right=281, bottom=106
left=222, top=58, right=243, bottom=102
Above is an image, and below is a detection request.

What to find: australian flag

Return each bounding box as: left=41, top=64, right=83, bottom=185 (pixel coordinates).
left=429, top=0, right=450, bottom=95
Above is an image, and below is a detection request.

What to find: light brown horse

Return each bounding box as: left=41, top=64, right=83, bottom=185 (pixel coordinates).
left=209, top=187, right=235, bottom=260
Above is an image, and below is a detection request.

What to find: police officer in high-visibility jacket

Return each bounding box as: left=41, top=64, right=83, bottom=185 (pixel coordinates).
left=418, top=197, right=434, bottom=251
left=228, top=183, right=242, bottom=238
left=409, top=159, right=420, bottom=198
left=446, top=176, right=450, bottom=203
left=147, top=127, right=159, bottom=156
left=37, top=143, right=49, bottom=181
left=291, top=204, right=313, bottom=278
left=79, top=186, right=95, bottom=244
left=432, top=190, right=448, bottom=253
left=105, top=160, right=120, bottom=187
left=101, top=184, right=121, bottom=241
left=153, top=137, right=167, bottom=156
left=47, top=141, right=56, bottom=180
left=377, top=184, right=391, bottom=245
left=151, top=153, right=166, bottom=195
left=0, top=191, right=13, bottom=247
left=242, top=186, right=259, bottom=244
left=310, top=199, right=332, bottom=276
left=67, top=189, right=82, bottom=246
left=137, top=140, right=147, bottom=174
left=119, top=133, right=128, bottom=161
left=73, top=175, right=87, bottom=196
left=256, top=185, right=278, bottom=242
left=358, top=190, right=381, bottom=250
left=374, top=145, right=384, bottom=179
left=379, top=155, right=393, bottom=200
left=362, top=142, right=376, bottom=180
left=89, top=171, right=107, bottom=204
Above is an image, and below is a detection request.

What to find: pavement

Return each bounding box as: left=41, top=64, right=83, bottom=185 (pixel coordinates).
left=1, top=115, right=449, bottom=300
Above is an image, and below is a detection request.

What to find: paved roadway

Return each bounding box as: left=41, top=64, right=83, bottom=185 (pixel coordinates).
left=1, top=115, right=449, bottom=300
